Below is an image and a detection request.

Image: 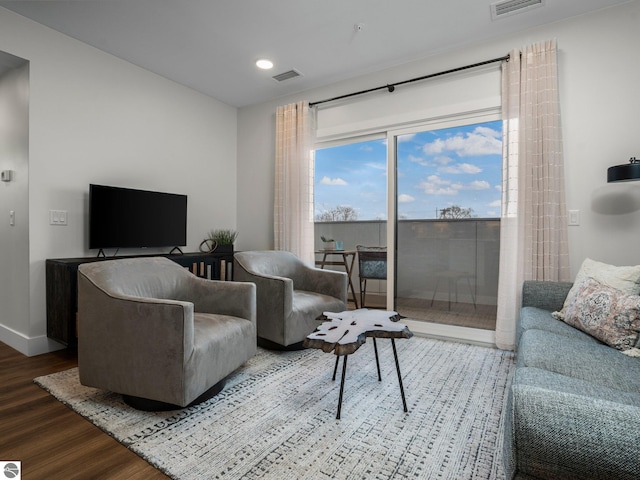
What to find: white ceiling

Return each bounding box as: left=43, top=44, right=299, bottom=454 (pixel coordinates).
left=0, top=0, right=632, bottom=107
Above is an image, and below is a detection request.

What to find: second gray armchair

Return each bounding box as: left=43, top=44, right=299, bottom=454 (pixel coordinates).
left=234, top=250, right=348, bottom=349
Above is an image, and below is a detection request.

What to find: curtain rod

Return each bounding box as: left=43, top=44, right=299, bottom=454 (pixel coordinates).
left=309, top=54, right=511, bottom=108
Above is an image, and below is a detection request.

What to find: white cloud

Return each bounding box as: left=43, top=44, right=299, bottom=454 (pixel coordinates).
left=439, top=162, right=482, bottom=174
left=398, top=194, right=415, bottom=203
left=467, top=180, right=491, bottom=190
left=450, top=180, right=489, bottom=191
left=488, top=199, right=501, bottom=207
left=434, top=155, right=454, bottom=166
left=320, top=176, right=348, bottom=186
left=422, top=126, right=502, bottom=157
left=366, top=162, right=387, bottom=171
left=418, top=175, right=458, bottom=195
left=408, top=154, right=428, bottom=166
left=397, top=133, right=416, bottom=143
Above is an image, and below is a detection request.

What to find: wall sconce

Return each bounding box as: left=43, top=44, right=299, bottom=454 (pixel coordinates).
left=608, top=157, right=640, bottom=182
left=1, top=170, right=13, bottom=182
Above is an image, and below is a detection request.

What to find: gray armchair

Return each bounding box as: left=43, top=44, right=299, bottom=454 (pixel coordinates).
left=77, top=256, right=256, bottom=410
left=234, top=250, right=347, bottom=349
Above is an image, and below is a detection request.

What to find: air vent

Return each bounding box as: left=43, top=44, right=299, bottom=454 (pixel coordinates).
left=272, top=69, right=302, bottom=82
left=491, top=0, right=544, bottom=20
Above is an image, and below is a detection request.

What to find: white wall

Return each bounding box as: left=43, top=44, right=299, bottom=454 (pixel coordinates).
left=0, top=7, right=238, bottom=355
left=237, top=1, right=640, bottom=275
left=0, top=61, right=29, bottom=345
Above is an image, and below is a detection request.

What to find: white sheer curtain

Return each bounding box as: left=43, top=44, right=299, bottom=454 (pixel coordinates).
left=496, top=40, right=570, bottom=350
left=274, top=101, right=316, bottom=265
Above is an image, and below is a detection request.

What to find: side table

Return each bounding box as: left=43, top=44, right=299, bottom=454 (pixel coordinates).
left=315, top=249, right=359, bottom=308
left=304, top=309, right=413, bottom=419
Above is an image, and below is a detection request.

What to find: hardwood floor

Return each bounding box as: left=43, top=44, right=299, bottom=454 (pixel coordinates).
left=0, top=342, right=169, bottom=480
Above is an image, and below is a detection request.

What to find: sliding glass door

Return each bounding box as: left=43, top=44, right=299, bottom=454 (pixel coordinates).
left=313, top=114, right=502, bottom=339
left=392, top=118, right=502, bottom=331
left=314, top=136, right=388, bottom=309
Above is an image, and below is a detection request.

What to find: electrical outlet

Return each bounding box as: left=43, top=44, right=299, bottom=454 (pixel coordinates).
left=49, top=210, right=68, bottom=225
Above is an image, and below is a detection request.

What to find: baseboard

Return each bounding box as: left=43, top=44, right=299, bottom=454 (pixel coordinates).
left=0, top=323, right=66, bottom=357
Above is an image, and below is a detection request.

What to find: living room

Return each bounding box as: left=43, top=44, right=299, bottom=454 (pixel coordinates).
left=1, top=1, right=639, bottom=478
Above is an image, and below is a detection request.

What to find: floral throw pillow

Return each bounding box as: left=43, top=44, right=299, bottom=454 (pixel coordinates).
left=553, top=258, right=640, bottom=320
left=563, top=277, right=640, bottom=351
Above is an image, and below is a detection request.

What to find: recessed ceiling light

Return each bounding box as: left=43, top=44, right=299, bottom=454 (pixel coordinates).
left=256, top=59, right=274, bottom=70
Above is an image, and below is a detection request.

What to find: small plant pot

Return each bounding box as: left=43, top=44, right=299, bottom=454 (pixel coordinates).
left=214, top=244, right=234, bottom=254
left=323, top=241, right=336, bottom=251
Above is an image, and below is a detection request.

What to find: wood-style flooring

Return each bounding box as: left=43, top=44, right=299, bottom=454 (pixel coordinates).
left=0, top=342, right=168, bottom=480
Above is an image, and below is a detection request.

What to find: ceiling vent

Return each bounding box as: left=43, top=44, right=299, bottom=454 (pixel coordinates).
left=272, top=69, right=303, bottom=82
left=491, top=0, right=544, bottom=20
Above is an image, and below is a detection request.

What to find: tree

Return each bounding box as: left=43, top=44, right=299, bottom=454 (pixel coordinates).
left=315, top=205, right=359, bottom=222
left=438, top=205, right=473, bottom=219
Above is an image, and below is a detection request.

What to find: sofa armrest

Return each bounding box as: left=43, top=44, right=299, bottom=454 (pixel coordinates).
left=521, top=280, right=573, bottom=312
left=181, top=276, right=256, bottom=325
left=508, top=381, right=640, bottom=479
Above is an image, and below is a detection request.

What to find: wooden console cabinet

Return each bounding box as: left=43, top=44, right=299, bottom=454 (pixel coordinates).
left=45, top=252, right=234, bottom=349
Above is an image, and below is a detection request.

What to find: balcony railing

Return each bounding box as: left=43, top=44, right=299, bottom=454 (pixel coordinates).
left=315, top=218, right=500, bottom=330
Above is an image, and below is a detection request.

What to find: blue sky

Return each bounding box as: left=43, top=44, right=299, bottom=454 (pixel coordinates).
left=314, top=120, right=503, bottom=220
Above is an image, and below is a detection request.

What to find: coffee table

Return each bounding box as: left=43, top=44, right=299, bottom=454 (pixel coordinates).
left=303, top=309, right=413, bottom=419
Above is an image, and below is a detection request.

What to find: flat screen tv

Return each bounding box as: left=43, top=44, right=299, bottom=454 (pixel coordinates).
left=89, top=184, right=187, bottom=251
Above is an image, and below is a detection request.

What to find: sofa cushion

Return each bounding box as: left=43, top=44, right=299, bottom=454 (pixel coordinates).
left=516, top=366, right=640, bottom=406
left=518, top=329, right=640, bottom=394
left=563, top=277, right=640, bottom=351
left=553, top=258, right=640, bottom=320
left=518, top=306, right=600, bottom=345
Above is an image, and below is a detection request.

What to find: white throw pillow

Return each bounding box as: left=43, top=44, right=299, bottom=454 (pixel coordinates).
left=552, top=258, right=640, bottom=320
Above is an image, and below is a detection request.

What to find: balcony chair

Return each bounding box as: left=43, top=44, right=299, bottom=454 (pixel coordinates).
left=356, top=245, right=387, bottom=308
left=233, top=250, right=347, bottom=349
left=77, top=256, right=257, bottom=410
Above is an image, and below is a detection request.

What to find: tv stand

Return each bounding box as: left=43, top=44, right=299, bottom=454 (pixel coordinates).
left=169, top=246, right=184, bottom=255
left=46, top=251, right=234, bottom=349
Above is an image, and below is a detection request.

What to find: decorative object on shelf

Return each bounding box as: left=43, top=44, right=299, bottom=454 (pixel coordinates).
left=321, top=235, right=336, bottom=251
left=607, top=156, right=640, bottom=182
left=200, top=229, right=238, bottom=253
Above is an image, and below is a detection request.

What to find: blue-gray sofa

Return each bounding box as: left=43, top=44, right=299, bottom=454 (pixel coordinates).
left=504, top=280, right=640, bottom=479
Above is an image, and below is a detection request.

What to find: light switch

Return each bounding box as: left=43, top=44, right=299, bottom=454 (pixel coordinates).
left=50, top=210, right=68, bottom=225
left=568, top=209, right=580, bottom=226
left=9, top=210, right=15, bottom=226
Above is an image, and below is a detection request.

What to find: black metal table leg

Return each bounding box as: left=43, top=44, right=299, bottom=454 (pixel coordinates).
left=336, top=355, right=348, bottom=419
left=332, top=355, right=340, bottom=381
left=391, top=338, right=408, bottom=413
left=373, top=337, right=382, bottom=381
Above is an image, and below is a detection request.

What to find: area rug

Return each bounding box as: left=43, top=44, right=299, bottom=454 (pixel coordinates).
left=35, top=336, right=515, bottom=479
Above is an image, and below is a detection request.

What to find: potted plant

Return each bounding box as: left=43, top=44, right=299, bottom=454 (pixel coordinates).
left=200, top=229, right=238, bottom=253
left=321, top=235, right=336, bottom=251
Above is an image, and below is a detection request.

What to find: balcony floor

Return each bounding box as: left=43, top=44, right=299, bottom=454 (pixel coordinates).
left=353, top=295, right=497, bottom=331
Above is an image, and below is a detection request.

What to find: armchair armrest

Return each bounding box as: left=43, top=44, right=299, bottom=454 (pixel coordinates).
left=233, top=264, right=293, bottom=318
left=298, top=266, right=348, bottom=302
left=181, top=276, right=256, bottom=324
